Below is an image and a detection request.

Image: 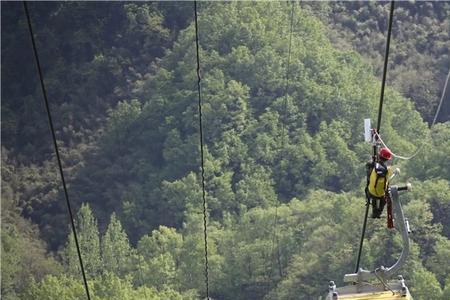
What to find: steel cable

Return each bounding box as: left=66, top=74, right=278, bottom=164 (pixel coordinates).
left=23, top=2, right=91, bottom=299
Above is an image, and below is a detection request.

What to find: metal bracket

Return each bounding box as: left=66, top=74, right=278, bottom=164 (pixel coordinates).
left=344, top=185, right=411, bottom=283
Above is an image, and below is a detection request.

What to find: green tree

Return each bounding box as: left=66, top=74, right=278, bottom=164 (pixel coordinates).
left=405, top=123, right=450, bottom=181
left=177, top=212, right=225, bottom=296
left=235, top=164, right=277, bottom=209
left=101, top=213, right=133, bottom=277
left=426, top=237, right=450, bottom=285
left=103, top=99, right=142, bottom=155
left=1, top=152, right=61, bottom=299
left=22, top=273, right=198, bottom=300
left=22, top=275, right=87, bottom=300
left=137, top=226, right=183, bottom=290
left=409, top=266, right=443, bottom=300
left=442, top=275, right=450, bottom=300
left=64, top=203, right=101, bottom=277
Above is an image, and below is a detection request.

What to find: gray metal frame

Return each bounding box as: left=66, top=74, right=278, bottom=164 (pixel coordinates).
left=343, top=185, right=410, bottom=283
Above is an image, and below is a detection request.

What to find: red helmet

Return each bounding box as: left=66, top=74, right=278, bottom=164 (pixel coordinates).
left=379, top=147, right=393, bottom=160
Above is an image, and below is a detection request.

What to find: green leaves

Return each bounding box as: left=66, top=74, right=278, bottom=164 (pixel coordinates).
left=102, top=213, right=133, bottom=277
left=22, top=273, right=197, bottom=300
left=3, top=2, right=450, bottom=300
left=64, top=203, right=101, bottom=277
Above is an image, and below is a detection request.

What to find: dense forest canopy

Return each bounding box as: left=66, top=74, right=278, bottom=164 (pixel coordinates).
left=1, top=2, right=449, bottom=300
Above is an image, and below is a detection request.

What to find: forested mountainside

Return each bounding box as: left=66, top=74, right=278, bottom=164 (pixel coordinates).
left=303, top=1, right=450, bottom=124
left=1, top=2, right=449, bottom=299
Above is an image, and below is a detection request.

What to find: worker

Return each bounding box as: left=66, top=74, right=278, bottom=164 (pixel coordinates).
left=365, top=147, right=394, bottom=218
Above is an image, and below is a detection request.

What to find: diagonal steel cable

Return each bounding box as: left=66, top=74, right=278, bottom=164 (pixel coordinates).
left=23, top=2, right=91, bottom=299
left=194, top=2, right=210, bottom=299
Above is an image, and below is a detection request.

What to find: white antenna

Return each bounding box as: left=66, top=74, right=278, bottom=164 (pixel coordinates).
left=364, top=119, right=372, bottom=143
